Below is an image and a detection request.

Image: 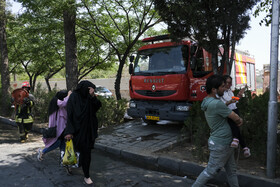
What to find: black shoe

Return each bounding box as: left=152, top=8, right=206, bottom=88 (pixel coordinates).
left=65, top=166, right=73, bottom=176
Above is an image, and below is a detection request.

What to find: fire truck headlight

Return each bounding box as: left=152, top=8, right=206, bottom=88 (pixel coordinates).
left=129, top=102, right=137, bottom=108
left=176, top=105, right=190, bottom=112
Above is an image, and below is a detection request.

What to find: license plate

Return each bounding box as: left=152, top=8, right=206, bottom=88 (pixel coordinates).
left=145, top=115, right=159, bottom=121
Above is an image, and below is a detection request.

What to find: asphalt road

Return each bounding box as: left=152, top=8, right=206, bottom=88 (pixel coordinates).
left=0, top=122, right=195, bottom=187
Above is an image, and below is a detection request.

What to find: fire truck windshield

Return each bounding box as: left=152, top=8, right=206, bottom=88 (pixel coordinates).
left=134, top=45, right=188, bottom=75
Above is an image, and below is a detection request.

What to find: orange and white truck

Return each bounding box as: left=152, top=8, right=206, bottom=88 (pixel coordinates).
left=127, top=35, right=256, bottom=123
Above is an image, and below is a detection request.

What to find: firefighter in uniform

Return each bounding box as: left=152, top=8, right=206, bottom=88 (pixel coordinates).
left=15, top=82, right=35, bottom=143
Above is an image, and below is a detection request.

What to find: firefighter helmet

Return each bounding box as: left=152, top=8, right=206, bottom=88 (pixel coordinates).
left=22, top=81, right=30, bottom=88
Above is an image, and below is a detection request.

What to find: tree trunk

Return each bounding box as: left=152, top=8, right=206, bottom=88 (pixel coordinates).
left=0, top=0, right=10, bottom=116
left=229, top=43, right=236, bottom=75
left=63, top=4, right=78, bottom=91
left=45, top=77, right=52, bottom=92
left=115, top=58, right=126, bottom=100
left=229, top=28, right=237, bottom=75
left=221, top=26, right=230, bottom=75
left=30, top=75, right=37, bottom=93
left=211, top=49, right=218, bottom=75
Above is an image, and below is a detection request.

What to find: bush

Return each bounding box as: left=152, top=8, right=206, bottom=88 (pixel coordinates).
left=32, top=83, right=127, bottom=127
left=32, top=83, right=58, bottom=123
left=96, top=96, right=127, bottom=128
left=237, top=90, right=280, bottom=168
left=237, top=90, right=269, bottom=162
left=0, top=89, right=15, bottom=118
left=183, top=101, right=209, bottom=161
left=0, top=86, right=21, bottom=118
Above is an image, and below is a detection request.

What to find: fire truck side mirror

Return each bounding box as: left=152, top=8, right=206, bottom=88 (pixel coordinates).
left=129, top=63, right=134, bottom=74
left=129, top=55, right=135, bottom=63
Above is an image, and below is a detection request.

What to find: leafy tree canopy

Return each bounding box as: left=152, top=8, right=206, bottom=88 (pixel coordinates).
left=155, top=0, right=257, bottom=50
left=154, top=0, right=259, bottom=74
left=13, top=0, right=116, bottom=88
left=254, top=0, right=272, bottom=26
left=79, top=0, right=163, bottom=99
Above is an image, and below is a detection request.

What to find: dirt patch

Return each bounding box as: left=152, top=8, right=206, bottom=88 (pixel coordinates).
left=155, top=141, right=280, bottom=180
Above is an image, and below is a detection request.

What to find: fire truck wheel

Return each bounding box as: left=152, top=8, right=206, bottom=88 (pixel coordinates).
left=142, top=119, right=157, bottom=125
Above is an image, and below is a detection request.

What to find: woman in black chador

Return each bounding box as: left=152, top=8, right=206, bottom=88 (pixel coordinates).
left=64, top=80, right=102, bottom=185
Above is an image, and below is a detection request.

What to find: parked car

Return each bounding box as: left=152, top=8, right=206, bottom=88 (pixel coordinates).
left=95, top=86, right=113, bottom=98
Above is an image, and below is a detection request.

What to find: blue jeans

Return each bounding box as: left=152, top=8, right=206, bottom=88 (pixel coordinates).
left=192, top=140, right=239, bottom=187
left=42, top=139, right=66, bottom=155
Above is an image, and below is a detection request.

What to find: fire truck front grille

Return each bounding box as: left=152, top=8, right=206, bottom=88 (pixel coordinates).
left=135, top=90, right=176, bottom=97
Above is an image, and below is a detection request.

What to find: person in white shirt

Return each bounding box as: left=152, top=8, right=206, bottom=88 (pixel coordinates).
left=220, top=75, right=251, bottom=158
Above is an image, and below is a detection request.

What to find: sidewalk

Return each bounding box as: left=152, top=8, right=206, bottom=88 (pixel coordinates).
left=1, top=116, right=279, bottom=187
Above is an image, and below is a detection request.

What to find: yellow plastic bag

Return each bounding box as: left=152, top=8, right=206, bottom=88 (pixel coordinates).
left=62, top=139, right=77, bottom=165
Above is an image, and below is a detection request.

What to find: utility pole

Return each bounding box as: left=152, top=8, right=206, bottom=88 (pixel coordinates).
left=266, top=0, right=279, bottom=178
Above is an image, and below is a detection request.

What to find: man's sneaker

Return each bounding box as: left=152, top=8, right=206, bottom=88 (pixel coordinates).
left=60, top=151, right=65, bottom=166
left=243, top=147, right=251, bottom=158
left=37, top=148, right=43, bottom=161
left=20, top=139, right=26, bottom=143
left=65, top=166, right=73, bottom=176
left=230, top=138, right=239, bottom=148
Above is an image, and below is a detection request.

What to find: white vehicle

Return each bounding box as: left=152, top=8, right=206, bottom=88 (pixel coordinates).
left=95, top=86, right=113, bottom=98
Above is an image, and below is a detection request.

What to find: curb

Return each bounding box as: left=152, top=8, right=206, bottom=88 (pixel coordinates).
left=0, top=117, right=17, bottom=127
left=0, top=116, right=47, bottom=134
left=94, top=144, right=280, bottom=187
left=1, top=116, right=279, bottom=187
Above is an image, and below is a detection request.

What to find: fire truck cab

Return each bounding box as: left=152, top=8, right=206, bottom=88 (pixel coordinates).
left=127, top=35, right=255, bottom=123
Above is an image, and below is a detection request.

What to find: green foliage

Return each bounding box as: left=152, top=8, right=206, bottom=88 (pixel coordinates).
left=183, top=101, right=209, bottom=161
left=96, top=96, right=127, bottom=128
left=80, top=0, right=162, bottom=99
left=85, top=64, right=118, bottom=79
left=253, top=0, right=272, bottom=26
left=154, top=0, right=259, bottom=74
left=237, top=89, right=280, bottom=174
left=32, top=83, right=58, bottom=123
left=7, top=10, right=65, bottom=90
left=237, top=90, right=278, bottom=164
left=7, top=0, right=166, bottom=99
left=0, top=87, right=15, bottom=117
left=89, top=69, right=115, bottom=79
left=26, top=83, right=128, bottom=127
left=11, top=0, right=117, bottom=87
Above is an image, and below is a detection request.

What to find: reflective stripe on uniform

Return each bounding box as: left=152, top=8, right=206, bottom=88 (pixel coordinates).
left=23, top=116, right=33, bottom=123
left=15, top=117, right=22, bottom=123
left=15, top=116, right=33, bottom=123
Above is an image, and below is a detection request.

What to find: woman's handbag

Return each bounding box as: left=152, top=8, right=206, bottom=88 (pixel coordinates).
left=62, top=139, right=77, bottom=165
left=42, top=126, right=57, bottom=138
left=42, top=111, right=58, bottom=139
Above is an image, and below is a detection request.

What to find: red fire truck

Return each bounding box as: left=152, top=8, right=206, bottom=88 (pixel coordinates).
left=127, top=35, right=256, bottom=123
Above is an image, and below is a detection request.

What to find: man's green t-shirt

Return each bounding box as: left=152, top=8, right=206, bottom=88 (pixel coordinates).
left=201, top=97, right=232, bottom=145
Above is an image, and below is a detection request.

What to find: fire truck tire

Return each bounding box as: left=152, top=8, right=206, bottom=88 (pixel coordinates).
left=142, top=119, right=157, bottom=125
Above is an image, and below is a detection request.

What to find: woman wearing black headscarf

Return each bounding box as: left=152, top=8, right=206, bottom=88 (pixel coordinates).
left=64, top=80, right=102, bottom=185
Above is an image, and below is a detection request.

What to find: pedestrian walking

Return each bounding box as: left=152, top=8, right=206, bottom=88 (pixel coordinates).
left=220, top=75, right=251, bottom=157
left=37, top=90, right=72, bottom=168
left=192, top=75, right=243, bottom=187
left=12, top=82, right=35, bottom=143
left=64, top=80, right=102, bottom=185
